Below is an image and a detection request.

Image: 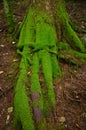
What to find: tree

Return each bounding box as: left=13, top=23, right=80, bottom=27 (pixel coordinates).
left=3, top=0, right=15, bottom=34
left=13, top=0, right=86, bottom=130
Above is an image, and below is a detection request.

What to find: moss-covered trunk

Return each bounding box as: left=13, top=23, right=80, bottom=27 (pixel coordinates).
left=13, top=0, right=86, bottom=130
left=3, top=0, right=15, bottom=34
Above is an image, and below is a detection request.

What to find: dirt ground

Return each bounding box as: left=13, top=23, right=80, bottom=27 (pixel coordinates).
left=0, top=0, right=86, bottom=130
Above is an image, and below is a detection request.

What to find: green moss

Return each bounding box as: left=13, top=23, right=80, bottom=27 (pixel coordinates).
left=30, top=53, right=46, bottom=130
left=58, top=42, right=69, bottom=51
left=63, top=23, right=85, bottom=52
left=67, top=49, right=86, bottom=62
left=58, top=43, right=86, bottom=64
left=41, top=50, right=56, bottom=108
left=48, top=26, right=61, bottom=78
left=3, top=0, right=15, bottom=34
left=56, top=0, right=85, bottom=52
left=32, top=10, right=57, bottom=111
left=57, top=125, right=65, bottom=130
left=51, top=54, right=61, bottom=78
left=14, top=8, right=36, bottom=129
left=17, top=8, right=35, bottom=49
left=14, top=5, right=66, bottom=129
left=13, top=47, right=35, bottom=130
left=30, top=53, right=44, bottom=110
left=56, top=0, right=69, bottom=23
left=14, top=2, right=86, bottom=129
left=14, top=85, right=35, bottom=130
left=34, top=9, right=58, bottom=113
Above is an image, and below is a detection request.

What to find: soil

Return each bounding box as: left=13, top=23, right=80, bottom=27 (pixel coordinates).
left=0, top=0, right=86, bottom=130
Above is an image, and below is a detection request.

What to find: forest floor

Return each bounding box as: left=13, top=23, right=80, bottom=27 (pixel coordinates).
left=0, top=0, right=86, bottom=130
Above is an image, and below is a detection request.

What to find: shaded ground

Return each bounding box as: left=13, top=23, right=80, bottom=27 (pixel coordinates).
left=0, top=0, right=86, bottom=130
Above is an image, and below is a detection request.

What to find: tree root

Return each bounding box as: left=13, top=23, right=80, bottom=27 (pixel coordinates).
left=13, top=47, right=35, bottom=130
left=30, top=53, right=46, bottom=130
left=56, top=0, right=85, bottom=52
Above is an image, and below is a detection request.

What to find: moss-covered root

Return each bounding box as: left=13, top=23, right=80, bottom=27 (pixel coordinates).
left=56, top=0, right=85, bottom=52
left=34, top=12, right=56, bottom=113
left=14, top=84, right=35, bottom=130
left=50, top=45, right=61, bottom=78
left=41, top=50, right=56, bottom=112
left=48, top=26, right=61, bottom=79
left=13, top=47, right=35, bottom=130
left=63, top=23, right=85, bottom=52
left=58, top=43, right=86, bottom=63
left=30, top=53, right=46, bottom=130
left=67, top=49, right=86, bottom=62
left=51, top=54, right=61, bottom=78
left=17, top=7, right=35, bottom=49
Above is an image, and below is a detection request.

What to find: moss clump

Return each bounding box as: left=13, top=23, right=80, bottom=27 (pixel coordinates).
left=63, top=23, right=85, bottom=52
left=14, top=8, right=36, bottom=130
left=34, top=11, right=60, bottom=112
left=30, top=53, right=46, bottom=130
left=13, top=47, right=35, bottom=130
left=17, top=7, right=35, bottom=49
left=57, top=42, right=86, bottom=63
left=14, top=3, right=86, bottom=129
left=56, top=0, right=85, bottom=52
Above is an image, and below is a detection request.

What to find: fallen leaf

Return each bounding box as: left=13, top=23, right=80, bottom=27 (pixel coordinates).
left=0, top=71, right=4, bottom=74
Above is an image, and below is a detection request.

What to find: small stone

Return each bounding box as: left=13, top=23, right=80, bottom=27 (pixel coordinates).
left=6, top=53, right=8, bottom=55
left=6, top=115, right=10, bottom=124
left=58, top=116, right=66, bottom=123
left=3, top=53, right=8, bottom=56
left=0, top=44, right=5, bottom=47
left=7, top=107, right=13, bottom=113
left=76, top=96, right=79, bottom=99
left=3, top=53, right=5, bottom=56
left=12, top=41, right=16, bottom=44
left=65, top=124, right=67, bottom=128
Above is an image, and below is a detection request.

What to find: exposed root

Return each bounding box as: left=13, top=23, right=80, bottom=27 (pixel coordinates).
left=56, top=0, right=85, bottom=52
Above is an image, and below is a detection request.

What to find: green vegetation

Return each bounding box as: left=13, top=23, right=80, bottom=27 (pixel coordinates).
left=13, top=47, right=35, bottom=130
left=3, top=0, right=15, bottom=35
left=13, top=0, right=86, bottom=130
left=14, top=6, right=59, bottom=129
left=13, top=8, right=35, bottom=130
left=30, top=53, right=46, bottom=130
left=56, top=0, right=85, bottom=52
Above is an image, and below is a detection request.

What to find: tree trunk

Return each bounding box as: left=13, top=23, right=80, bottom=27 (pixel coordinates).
left=13, top=0, right=86, bottom=130
left=3, top=0, right=15, bottom=34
